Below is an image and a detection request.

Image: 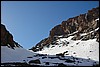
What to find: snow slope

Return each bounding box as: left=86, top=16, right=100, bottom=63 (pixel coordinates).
left=36, top=37, right=99, bottom=61
left=1, top=46, right=38, bottom=63
left=34, top=36, right=99, bottom=66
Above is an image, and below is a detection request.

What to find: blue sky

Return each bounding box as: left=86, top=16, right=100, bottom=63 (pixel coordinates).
left=1, top=1, right=99, bottom=49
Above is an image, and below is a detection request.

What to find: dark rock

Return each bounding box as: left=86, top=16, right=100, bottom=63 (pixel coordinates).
left=51, top=46, right=55, bottom=48
left=65, top=59, right=75, bottom=63
left=45, top=62, right=49, bottom=65
left=48, top=56, right=59, bottom=59
left=42, top=56, right=47, bottom=59
left=58, top=63, right=67, bottom=66
left=27, top=57, right=33, bottom=58
left=1, top=24, right=22, bottom=49
left=56, top=53, right=64, bottom=57
left=34, top=54, right=46, bottom=57
left=73, top=52, right=76, bottom=54
left=29, top=59, right=41, bottom=64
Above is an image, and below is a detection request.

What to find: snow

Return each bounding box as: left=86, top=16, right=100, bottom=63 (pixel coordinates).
left=95, top=18, right=99, bottom=21
left=36, top=35, right=99, bottom=62
left=35, top=35, right=99, bottom=66
left=80, top=27, right=99, bottom=36
left=1, top=35, right=99, bottom=66
left=1, top=46, right=38, bottom=63
left=68, top=31, right=78, bottom=36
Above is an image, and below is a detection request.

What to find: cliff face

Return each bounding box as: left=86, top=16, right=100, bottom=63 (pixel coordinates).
left=1, top=24, right=22, bottom=49
left=30, top=7, right=99, bottom=52
left=50, top=7, right=99, bottom=38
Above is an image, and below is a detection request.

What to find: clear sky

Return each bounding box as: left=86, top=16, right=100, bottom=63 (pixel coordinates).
left=1, top=1, right=99, bottom=49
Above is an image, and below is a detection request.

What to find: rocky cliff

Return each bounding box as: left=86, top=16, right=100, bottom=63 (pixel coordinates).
left=1, top=24, right=22, bottom=49
left=30, top=7, right=99, bottom=52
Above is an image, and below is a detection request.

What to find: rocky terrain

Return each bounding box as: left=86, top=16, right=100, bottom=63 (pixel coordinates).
left=1, top=24, right=23, bottom=49
left=30, top=7, right=99, bottom=52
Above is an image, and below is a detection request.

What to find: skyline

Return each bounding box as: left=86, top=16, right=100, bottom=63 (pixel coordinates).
left=1, top=1, right=99, bottom=49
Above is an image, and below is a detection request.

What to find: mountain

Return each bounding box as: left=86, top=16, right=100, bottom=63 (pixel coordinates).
left=30, top=7, right=99, bottom=52
left=1, top=7, right=99, bottom=66
left=1, top=24, right=23, bottom=49
left=1, top=24, right=38, bottom=66
left=29, top=7, right=99, bottom=66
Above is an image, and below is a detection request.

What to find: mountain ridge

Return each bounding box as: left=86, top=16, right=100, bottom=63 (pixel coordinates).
left=30, top=7, right=99, bottom=52
left=1, top=24, right=23, bottom=49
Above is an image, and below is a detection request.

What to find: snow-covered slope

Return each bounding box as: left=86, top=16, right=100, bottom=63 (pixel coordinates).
left=36, top=36, right=99, bottom=61
left=32, top=16, right=99, bottom=66
left=36, top=28, right=99, bottom=62
left=1, top=44, right=99, bottom=66
left=1, top=46, right=38, bottom=63
left=33, top=30, right=99, bottom=66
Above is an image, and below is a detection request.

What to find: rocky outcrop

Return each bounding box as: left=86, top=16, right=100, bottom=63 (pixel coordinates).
left=50, top=7, right=99, bottom=37
left=30, top=7, right=99, bottom=52
left=1, top=24, right=22, bottom=49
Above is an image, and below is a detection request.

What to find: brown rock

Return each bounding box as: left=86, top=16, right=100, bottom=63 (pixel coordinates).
left=1, top=24, right=22, bottom=49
